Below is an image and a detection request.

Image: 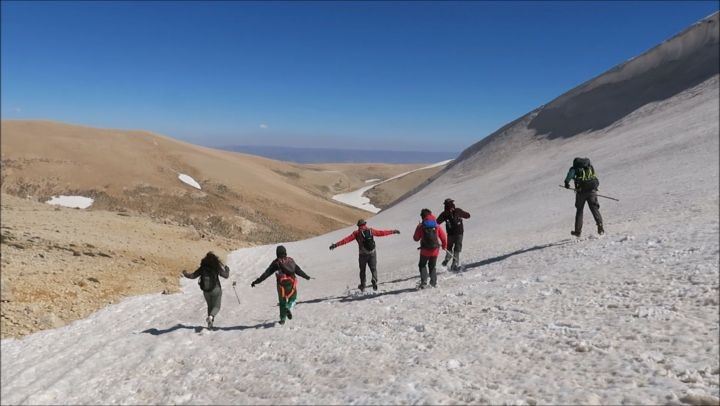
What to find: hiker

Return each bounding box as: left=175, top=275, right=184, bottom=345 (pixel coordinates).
left=413, top=209, right=447, bottom=289
left=329, top=219, right=400, bottom=292
left=564, top=157, right=604, bottom=237
left=250, top=246, right=311, bottom=325
left=436, top=198, right=470, bottom=271
left=182, top=252, right=230, bottom=329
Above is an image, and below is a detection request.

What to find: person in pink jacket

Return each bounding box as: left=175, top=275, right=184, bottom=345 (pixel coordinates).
left=413, top=209, right=447, bottom=289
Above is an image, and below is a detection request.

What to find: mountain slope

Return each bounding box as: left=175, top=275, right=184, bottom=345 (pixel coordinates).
left=0, top=120, right=373, bottom=242
left=1, top=13, right=718, bottom=406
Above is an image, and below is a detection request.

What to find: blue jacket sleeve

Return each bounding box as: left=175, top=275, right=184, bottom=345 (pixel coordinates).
left=564, top=168, right=575, bottom=184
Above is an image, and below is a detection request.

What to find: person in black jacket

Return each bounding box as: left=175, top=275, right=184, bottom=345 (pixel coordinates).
left=183, top=252, right=230, bottom=329
left=251, top=246, right=311, bottom=325
left=436, top=198, right=471, bottom=271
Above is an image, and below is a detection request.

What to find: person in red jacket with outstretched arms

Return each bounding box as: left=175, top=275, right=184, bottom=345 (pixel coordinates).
left=413, top=208, right=447, bottom=289
left=330, top=219, right=400, bottom=292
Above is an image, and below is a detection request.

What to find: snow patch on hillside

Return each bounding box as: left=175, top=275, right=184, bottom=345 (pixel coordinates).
left=332, top=184, right=381, bottom=213
left=178, top=174, right=201, bottom=190
left=45, top=195, right=94, bottom=209
left=333, top=160, right=453, bottom=212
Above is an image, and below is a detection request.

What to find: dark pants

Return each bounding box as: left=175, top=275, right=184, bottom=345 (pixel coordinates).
left=203, top=286, right=222, bottom=317
left=444, top=233, right=463, bottom=268
left=358, top=252, right=378, bottom=287
left=575, top=189, right=603, bottom=233
left=419, top=256, right=438, bottom=287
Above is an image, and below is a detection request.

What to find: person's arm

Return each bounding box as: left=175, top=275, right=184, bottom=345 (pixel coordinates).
left=182, top=267, right=202, bottom=279
left=436, top=211, right=447, bottom=224
left=294, top=264, right=311, bottom=280
left=330, top=231, right=357, bottom=250
left=251, top=262, right=277, bottom=286
left=455, top=208, right=471, bottom=219
left=371, top=228, right=399, bottom=237
left=564, top=168, right=575, bottom=187
left=438, top=227, right=448, bottom=251
left=413, top=224, right=423, bottom=242
left=218, top=264, right=230, bottom=279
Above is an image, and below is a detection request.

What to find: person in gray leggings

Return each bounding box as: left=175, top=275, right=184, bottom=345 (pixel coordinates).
left=183, top=252, right=229, bottom=329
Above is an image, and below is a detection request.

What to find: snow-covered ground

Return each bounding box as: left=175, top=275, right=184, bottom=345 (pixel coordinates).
left=44, top=195, right=94, bottom=209
left=2, top=15, right=718, bottom=405
left=178, top=173, right=201, bottom=190
left=332, top=183, right=380, bottom=213
left=333, top=160, right=453, bottom=213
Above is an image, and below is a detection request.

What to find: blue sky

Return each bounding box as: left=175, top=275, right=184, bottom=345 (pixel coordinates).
left=1, top=1, right=717, bottom=151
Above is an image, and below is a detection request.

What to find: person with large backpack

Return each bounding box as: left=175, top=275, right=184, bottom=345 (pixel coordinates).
left=413, top=209, right=447, bottom=289
left=564, top=157, right=605, bottom=237
left=329, top=219, right=400, bottom=292
left=182, top=252, right=230, bottom=329
left=250, top=246, right=311, bottom=325
left=436, top=198, right=471, bottom=271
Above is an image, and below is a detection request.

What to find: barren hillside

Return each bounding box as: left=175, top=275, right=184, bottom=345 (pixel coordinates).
left=0, top=193, right=243, bottom=338
left=0, top=121, right=424, bottom=243
left=364, top=165, right=445, bottom=209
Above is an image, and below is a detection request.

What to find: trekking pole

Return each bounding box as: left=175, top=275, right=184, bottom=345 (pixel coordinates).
left=231, top=281, right=241, bottom=305
left=558, top=185, right=619, bottom=202
left=419, top=246, right=458, bottom=265
left=444, top=249, right=457, bottom=262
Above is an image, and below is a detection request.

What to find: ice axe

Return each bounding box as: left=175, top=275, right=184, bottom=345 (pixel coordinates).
left=558, top=185, right=619, bottom=201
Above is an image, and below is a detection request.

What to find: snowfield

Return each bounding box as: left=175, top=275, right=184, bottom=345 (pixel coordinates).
left=44, top=195, right=94, bottom=209
left=333, top=160, right=453, bottom=213
left=331, top=183, right=381, bottom=213
left=2, top=14, right=719, bottom=405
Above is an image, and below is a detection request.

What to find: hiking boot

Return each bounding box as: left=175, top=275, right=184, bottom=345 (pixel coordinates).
left=206, top=315, right=214, bottom=329
left=571, top=231, right=581, bottom=237
left=278, top=319, right=285, bottom=325
left=287, top=310, right=293, bottom=320
left=372, top=282, right=378, bottom=291
left=441, top=259, right=449, bottom=267
left=417, top=282, right=427, bottom=290
left=358, top=284, right=365, bottom=292
left=597, top=224, right=605, bottom=235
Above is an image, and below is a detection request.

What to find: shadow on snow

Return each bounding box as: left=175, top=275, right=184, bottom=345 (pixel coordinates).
left=296, top=287, right=418, bottom=305
left=141, top=321, right=276, bottom=335
left=461, top=239, right=574, bottom=271
left=379, top=239, right=574, bottom=285
left=338, top=287, right=417, bottom=303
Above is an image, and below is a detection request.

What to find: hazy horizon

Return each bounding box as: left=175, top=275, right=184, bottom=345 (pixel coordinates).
left=218, top=144, right=459, bottom=164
